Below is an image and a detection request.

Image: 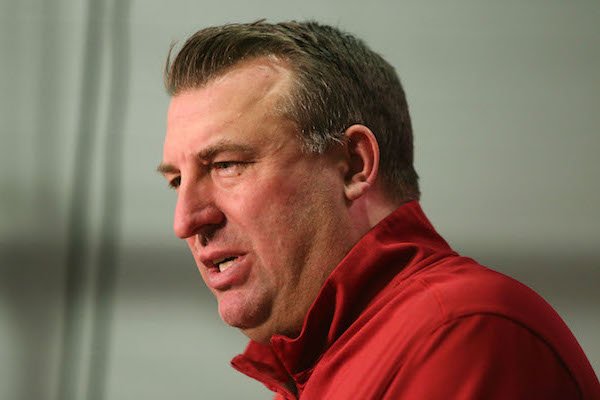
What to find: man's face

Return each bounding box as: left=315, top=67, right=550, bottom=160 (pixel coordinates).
left=160, top=60, right=354, bottom=342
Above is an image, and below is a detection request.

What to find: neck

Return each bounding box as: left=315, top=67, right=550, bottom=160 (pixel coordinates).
left=349, top=189, right=402, bottom=235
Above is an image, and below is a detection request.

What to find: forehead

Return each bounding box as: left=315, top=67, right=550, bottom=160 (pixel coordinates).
left=167, top=59, right=292, bottom=126
left=162, top=59, right=299, bottom=165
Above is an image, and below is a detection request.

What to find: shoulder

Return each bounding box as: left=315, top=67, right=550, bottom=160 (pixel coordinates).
left=384, top=256, right=581, bottom=362
left=383, top=311, right=584, bottom=399
left=409, top=256, right=555, bottom=323
left=367, top=256, right=556, bottom=341
left=309, top=256, right=600, bottom=399
left=401, top=256, right=579, bottom=353
left=377, top=256, right=599, bottom=399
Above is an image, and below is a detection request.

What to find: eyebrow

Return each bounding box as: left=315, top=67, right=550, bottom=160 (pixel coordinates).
left=156, top=140, right=256, bottom=176
left=156, top=162, right=178, bottom=175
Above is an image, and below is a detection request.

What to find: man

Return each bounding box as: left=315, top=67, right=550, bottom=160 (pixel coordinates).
left=158, top=21, right=599, bottom=399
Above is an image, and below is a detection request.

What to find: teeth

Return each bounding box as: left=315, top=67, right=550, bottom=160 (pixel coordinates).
left=213, top=257, right=228, bottom=265
left=211, top=256, right=238, bottom=272
left=218, top=259, right=235, bottom=273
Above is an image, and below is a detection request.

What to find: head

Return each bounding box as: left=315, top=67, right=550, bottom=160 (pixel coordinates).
left=159, top=21, right=419, bottom=342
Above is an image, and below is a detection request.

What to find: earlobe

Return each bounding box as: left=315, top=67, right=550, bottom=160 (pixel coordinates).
left=342, top=124, right=380, bottom=201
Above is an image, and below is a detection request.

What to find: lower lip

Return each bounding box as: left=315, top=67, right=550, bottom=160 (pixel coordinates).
left=204, top=255, right=251, bottom=290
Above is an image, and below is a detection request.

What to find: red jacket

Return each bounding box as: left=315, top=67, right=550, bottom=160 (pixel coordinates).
left=232, top=202, right=600, bottom=399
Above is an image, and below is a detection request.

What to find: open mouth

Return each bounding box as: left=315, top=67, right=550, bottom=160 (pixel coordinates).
left=213, top=256, right=238, bottom=273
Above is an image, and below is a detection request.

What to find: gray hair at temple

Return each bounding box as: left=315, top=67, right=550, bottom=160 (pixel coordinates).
left=164, top=20, right=420, bottom=202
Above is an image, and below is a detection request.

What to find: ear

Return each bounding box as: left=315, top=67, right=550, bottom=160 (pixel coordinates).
left=342, top=124, right=380, bottom=201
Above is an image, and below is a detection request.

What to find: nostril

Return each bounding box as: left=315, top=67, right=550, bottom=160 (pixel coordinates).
left=197, top=221, right=225, bottom=246
left=199, top=233, right=208, bottom=247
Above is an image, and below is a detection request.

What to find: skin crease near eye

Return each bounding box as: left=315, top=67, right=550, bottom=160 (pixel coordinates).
left=210, top=160, right=251, bottom=177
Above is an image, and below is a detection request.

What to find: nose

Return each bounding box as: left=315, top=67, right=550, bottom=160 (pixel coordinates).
left=173, top=179, right=225, bottom=240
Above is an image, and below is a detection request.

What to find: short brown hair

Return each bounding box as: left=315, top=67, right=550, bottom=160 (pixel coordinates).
left=165, top=20, right=419, bottom=201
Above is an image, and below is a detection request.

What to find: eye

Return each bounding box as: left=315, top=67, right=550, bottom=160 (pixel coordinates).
left=213, top=161, right=237, bottom=170
left=168, top=176, right=181, bottom=189
left=210, top=161, right=249, bottom=177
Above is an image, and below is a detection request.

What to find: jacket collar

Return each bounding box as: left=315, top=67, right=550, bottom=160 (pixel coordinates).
left=231, top=201, right=455, bottom=391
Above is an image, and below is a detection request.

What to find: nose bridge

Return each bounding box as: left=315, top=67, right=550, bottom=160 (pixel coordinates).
left=173, top=176, right=217, bottom=239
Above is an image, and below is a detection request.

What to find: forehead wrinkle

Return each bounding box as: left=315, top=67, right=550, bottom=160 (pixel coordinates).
left=195, top=140, right=256, bottom=161
left=157, top=142, right=250, bottom=176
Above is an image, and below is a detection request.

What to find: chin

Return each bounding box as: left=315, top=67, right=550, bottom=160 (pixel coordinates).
left=238, top=315, right=303, bottom=344
left=240, top=326, right=273, bottom=344
left=218, top=295, right=271, bottom=335
left=221, top=315, right=274, bottom=344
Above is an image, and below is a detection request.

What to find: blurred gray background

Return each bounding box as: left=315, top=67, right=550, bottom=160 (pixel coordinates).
left=1, top=0, right=598, bottom=399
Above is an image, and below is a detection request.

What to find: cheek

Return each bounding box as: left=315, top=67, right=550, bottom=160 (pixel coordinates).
left=226, top=175, right=297, bottom=221
left=185, top=237, right=196, bottom=253
left=233, top=178, right=309, bottom=256
left=186, top=238, right=203, bottom=271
